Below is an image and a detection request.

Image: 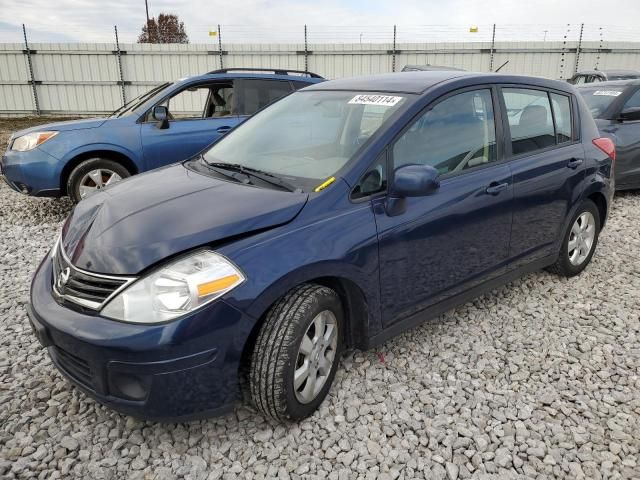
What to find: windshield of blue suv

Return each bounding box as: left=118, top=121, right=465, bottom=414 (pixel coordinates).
left=201, top=90, right=408, bottom=192
left=110, top=82, right=172, bottom=117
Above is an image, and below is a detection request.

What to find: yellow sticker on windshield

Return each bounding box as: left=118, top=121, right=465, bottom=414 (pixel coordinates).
left=314, top=177, right=336, bottom=192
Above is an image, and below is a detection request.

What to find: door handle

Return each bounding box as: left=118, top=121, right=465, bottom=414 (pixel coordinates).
left=567, top=158, right=584, bottom=169
left=216, top=126, right=232, bottom=134
left=485, top=182, right=509, bottom=195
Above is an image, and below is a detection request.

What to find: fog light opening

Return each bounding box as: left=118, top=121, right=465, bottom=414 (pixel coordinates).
left=110, top=372, right=149, bottom=401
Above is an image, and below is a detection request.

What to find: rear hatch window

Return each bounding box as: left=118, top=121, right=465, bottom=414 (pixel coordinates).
left=578, top=87, right=625, bottom=117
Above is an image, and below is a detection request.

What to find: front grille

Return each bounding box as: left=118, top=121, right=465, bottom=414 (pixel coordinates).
left=53, top=346, right=93, bottom=388
left=52, top=240, right=135, bottom=310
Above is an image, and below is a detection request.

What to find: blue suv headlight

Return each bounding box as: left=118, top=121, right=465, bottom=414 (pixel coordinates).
left=11, top=131, right=58, bottom=151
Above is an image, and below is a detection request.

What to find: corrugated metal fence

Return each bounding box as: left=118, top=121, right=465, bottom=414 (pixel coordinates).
left=1, top=40, right=640, bottom=116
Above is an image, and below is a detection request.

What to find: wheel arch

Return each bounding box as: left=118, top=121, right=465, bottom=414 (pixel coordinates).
left=60, top=149, right=139, bottom=195
left=586, top=191, right=608, bottom=230
left=238, top=274, right=374, bottom=395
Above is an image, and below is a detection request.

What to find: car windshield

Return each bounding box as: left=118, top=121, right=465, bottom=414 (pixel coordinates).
left=110, top=82, right=172, bottom=118
left=578, top=87, right=625, bottom=116
left=202, top=90, right=409, bottom=191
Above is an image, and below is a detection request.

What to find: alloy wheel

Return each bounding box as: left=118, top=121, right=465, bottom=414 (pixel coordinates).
left=568, top=211, right=596, bottom=266
left=293, top=310, right=338, bottom=404
left=79, top=169, right=122, bottom=199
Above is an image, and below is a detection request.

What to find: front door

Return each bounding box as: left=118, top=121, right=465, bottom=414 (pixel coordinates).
left=375, top=88, right=513, bottom=325
left=141, top=81, right=240, bottom=170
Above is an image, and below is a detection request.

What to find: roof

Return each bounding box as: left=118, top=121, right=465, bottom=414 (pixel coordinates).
left=304, top=71, right=476, bottom=94
left=303, top=71, right=575, bottom=95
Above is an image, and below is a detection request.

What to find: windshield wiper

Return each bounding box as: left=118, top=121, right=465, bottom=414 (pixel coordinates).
left=207, top=162, right=299, bottom=192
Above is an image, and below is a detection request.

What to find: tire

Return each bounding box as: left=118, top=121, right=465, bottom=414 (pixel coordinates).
left=547, top=199, right=600, bottom=277
left=66, top=158, right=131, bottom=203
left=249, top=284, right=344, bottom=421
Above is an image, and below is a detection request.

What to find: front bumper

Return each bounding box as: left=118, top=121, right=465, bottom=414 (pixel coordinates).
left=29, top=257, right=257, bottom=421
left=1, top=148, right=63, bottom=197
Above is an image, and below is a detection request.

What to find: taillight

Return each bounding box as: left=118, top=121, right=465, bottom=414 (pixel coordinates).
left=592, top=137, right=616, bottom=162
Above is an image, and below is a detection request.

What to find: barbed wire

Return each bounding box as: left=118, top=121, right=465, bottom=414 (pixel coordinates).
left=4, top=23, right=640, bottom=45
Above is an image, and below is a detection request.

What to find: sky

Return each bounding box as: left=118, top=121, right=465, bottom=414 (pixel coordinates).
left=1, top=0, right=640, bottom=44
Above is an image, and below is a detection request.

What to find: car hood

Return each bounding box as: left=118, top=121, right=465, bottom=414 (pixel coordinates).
left=61, top=163, right=308, bottom=275
left=15, top=117, right=107, bottom=136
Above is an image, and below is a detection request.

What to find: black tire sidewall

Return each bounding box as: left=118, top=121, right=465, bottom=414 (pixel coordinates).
left=66, top=158, right=130, bottom=203
left=282, top=290, right=343, bottom=420
left=558, top=200, right=601, bottom=276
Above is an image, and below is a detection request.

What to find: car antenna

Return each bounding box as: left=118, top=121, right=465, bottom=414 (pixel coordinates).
left=494, top=60, right=509, bottom=73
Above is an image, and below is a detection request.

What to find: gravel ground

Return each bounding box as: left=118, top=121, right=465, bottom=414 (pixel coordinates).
left=1, top=120, right=639, bottom=479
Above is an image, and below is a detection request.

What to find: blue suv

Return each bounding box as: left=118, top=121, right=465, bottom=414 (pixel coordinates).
left=28, top=72, right=614, bottom=422
left=2, top=68, right=324, bottom=202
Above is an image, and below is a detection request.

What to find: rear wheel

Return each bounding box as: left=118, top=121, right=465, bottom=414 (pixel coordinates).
left=249, top=284, right=343, bottom=421
left=66, top=158, right=131, bottom=203
left=547, top=199, right=600, bottom=277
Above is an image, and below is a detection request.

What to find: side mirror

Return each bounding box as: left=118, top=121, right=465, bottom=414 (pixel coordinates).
left=152, top=105, right=169, bottom=129
left=618, top=107, right=640, bottom=122
left=391, top=164, right=440, bottom=197
left=386, top=164, right=440, bottom=216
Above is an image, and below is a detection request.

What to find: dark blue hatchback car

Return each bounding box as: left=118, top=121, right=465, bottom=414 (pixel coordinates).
left=2, top=68, right=323, bottom=203
left=28, top=71, right=615, bottom=422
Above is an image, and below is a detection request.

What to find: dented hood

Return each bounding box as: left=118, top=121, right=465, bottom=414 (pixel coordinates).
left=61, top=163, right=308, bottom=275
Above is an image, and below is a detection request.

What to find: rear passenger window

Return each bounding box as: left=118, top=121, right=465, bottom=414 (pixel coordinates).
left=393, top=89, right=497, bottom=175
left=503, top=88, right=556, bottom=155
left=550, top=93, right=572, bottom=143
left=237, top=80, right=293, bottom=116
left=292, top=80, right=312, bottom=90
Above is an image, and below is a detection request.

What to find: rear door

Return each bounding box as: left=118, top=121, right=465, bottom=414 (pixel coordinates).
left=501, top=87, right=586, bottom=267
left=374, top=87, right=514, bottom=325
left=140, top=81, right=241, bottom=170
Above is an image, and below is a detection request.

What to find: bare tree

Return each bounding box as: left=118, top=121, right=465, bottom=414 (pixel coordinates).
left=138, top=13, right=189, bottom=44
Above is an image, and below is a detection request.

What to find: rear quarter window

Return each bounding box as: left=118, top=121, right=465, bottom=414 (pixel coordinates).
left=550, top=93, right=572, bottom=143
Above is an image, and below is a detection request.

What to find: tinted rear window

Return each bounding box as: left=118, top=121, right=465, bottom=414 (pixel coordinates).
left=608, top=74, right=640, bottom=81
left=237, top=80, right=293, bottom=116
left=579, top=87, right=625, bottom=116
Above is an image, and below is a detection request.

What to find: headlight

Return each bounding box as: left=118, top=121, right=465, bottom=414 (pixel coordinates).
left=11, top=131, right=58, bottom=152
left=101, top=250, right=245, bottom=323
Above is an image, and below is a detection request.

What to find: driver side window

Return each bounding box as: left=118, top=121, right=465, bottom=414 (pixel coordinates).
left=152, top=83, right=234, bottom=121
left=392, top=89, right=497, bottom=175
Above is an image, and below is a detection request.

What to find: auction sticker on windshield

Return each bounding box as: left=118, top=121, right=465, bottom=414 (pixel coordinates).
left=593, top=90, right=623, bottom=97
left=349, top=94, right=403, bottom=106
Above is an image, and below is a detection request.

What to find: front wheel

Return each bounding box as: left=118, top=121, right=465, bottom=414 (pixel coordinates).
left=547, top=199, right=600, bottom=277
left=249, top=284, right=343, bottom=421
left=66, top=158, right=131, bottom=203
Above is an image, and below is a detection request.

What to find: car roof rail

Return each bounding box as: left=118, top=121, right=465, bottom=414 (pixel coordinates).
left=208, top=67, right=324, bottom=79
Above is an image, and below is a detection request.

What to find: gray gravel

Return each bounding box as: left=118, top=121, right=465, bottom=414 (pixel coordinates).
left=1, top=180, right=639, bottom=479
